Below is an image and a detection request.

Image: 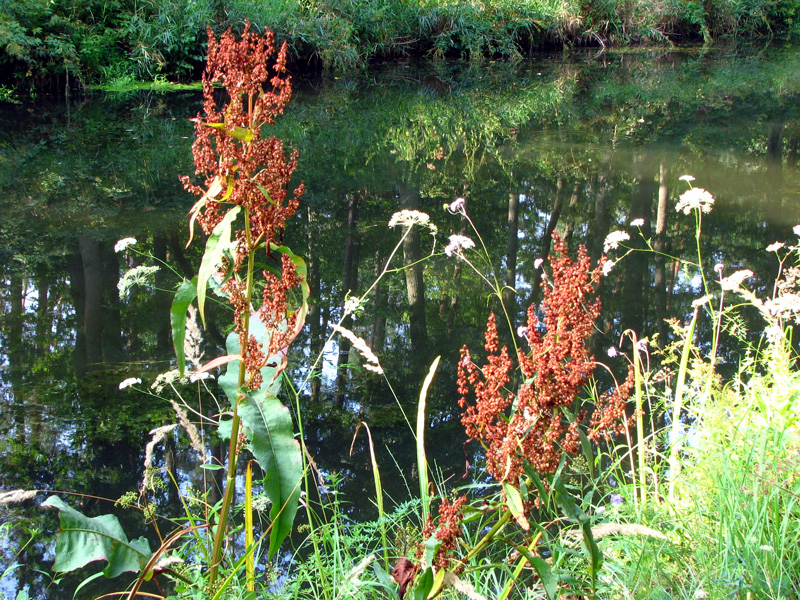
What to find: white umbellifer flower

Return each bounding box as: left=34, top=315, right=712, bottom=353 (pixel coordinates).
left=630, top=218, right=645, bottom=227
left=692, top=295, right=712, bottom=309
left=332, top=324, right=383, bottom=375
left=533, top=258, right=544, bottom=269
left=679, top=175, right=696, bottom=182
left=720, top=269, right=753, bottom=291
left=794, top=224, right=800, bottom=237
left=764, top=293, right=800, bottom=320
left=607, top=347, right=618, bottom=358
left=189, top=371, right=214, bottom=383
left=675, top=188, right=715, bottom=214
left=444, top=234, right=475, bottom=257
left=603, top=230, right=630, bottom=253
left=516, top=326, right=528, bottom=339
left=119, top=377, right=142, bottom=390
left=151, top=369, right=184, bottom=393
left=114, top=237, right=137, bottom=253
left=388, top=210, right=433, bottom=230
left=343, top=296, right=363, bottom=317
left=714, top=263, right=725, bottom=274
left=118, top=265, right=160, bottom=298
left=766, top=242, right=784, bottom=252
left=602, top=260, right=615, bottom=276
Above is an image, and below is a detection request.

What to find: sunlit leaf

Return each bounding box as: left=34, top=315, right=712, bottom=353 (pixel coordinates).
left=171, top=278, right=197, bottom=377
left=502, top=481, right=530, bottom=530
left=218, top=314, right=302, bottom=560
left=197, top=206, right=240, bottom=327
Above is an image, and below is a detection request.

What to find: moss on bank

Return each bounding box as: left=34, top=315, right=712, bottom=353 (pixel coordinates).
left=1, top=0, right=799, bottom=96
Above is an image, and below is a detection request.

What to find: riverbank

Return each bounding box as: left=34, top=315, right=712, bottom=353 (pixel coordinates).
left=1, top=0, right=799, bottom=98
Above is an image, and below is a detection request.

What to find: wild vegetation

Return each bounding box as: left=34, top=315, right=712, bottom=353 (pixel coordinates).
left=2, top=25, right=797, bottom=600
left=2, top=0, right=799, bottom=97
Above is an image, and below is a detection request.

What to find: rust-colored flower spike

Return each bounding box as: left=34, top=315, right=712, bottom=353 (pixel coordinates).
left=458, top=232, right=633, bottom=486
left=180, top=22, right=304, bottom=246
left=417, top=496, right=467, bottom=572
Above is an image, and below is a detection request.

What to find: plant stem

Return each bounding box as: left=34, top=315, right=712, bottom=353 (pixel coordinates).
left=209, top=208, right=256, bottom=585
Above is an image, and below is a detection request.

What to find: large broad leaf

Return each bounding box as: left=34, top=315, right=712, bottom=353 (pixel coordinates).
left=218, top=315, right=302, bottom=560
left=197, top=205, right=240, bottom=327
left=42, top=496, right=151, bottom=578
left=171, top=277, right=197, bottom=377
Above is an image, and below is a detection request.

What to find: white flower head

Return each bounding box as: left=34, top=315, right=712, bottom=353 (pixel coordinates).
left=343, top=296, right=364, bottom=318
left=714, top=263, right=725, bottom=274
left=602, top=260, right=615, bottom=276
left=603, top=230, right=630, bottom=253
left=444, top=234, right=475, bottom=258
left=517, top=326, right=528, bottom=339
left=388, top=210, right=435, bottom=232
left=533, top=258, right=544, bottom=270
left=114, top=237, right=137, bottom=253
left=676, top=188, right=715, bottom=214
left=189, top=371, right=214, bottom=383
left=766, top=242, right=784, bottom=253
left=447, top=197, right=466, bottom=215
left=630, top=218, right=645, bottom=227
left=794, top=224, right=800, bottom=237
left=607, top=347, right=618, bottom=358
left=119, top=377, right=142, bottom=390
left=692, top=294, right=712, bottom=309
left=679, top=175, right=696, bottom=183
left=118, top=265, right=160, bottom=299
left=720, top=269, right=753, bottom=291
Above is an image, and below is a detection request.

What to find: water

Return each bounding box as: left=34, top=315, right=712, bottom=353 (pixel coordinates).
left=2, top=42, right=800, bottom=598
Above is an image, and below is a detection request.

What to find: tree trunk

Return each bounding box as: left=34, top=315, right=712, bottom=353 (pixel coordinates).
left=398, top=183, right=428, bottom=351
left=503, top=192, right=520, bottom=334
left=334, top=194, right=361, bottom=406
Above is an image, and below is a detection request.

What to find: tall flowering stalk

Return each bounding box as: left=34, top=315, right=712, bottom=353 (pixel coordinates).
left=458, top=232, right=634, bottom=492
left=179, top=24, right=306, bottom=586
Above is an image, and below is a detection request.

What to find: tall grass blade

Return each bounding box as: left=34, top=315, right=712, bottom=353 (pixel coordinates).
left=351, top=422, right=388, bottom=569
left=417, top=356, right=440, bottom=524
left=245, top=459, right=254, bottom=592
left=668, top=307, right=699, bottom=501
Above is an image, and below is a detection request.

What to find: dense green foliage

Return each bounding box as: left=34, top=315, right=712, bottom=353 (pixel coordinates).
left=2, top=0, right=800, bottom=95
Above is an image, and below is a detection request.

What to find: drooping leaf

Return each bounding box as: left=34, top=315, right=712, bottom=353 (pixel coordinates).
left=171, top=277, right=197, bottom=377
left=42, top=496, right=151, bottom=579
left=417, top=356, right=440, bottom=524
left=197, top=206, right=240, bottom=327
left=502, top=481, right=530, bottom=530
left=218, top=314, right=302, bottom=560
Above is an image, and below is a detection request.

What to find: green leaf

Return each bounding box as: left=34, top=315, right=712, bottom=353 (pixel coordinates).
left=197, top=206, right=240, bottom=327
left=502, top=481, right=530, bottom=530
left=42, top=496, right=151, bottom=579
left=171, top=278, right=197, bottom=377
left=412, top=567, right=434, bottom=600
left=504, top=542, right=559, bottom=600
left=553, top=479, right=602, bottom=590
left=218, top=314, right=302, bottom=560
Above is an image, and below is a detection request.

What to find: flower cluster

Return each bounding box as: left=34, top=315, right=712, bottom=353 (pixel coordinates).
left=418, top=496, right=467, bottom=572
left=458, top=234, right=633, bottom=485
left=676, top=187, right=715, bottom=214
left=180, top=23, right=304, bottom=245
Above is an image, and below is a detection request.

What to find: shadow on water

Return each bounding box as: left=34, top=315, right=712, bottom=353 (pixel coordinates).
left=1, top=42, right=800, bottom=597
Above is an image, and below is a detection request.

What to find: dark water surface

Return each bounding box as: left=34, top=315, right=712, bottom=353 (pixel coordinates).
left=2, top=42, right=800, bottom=598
